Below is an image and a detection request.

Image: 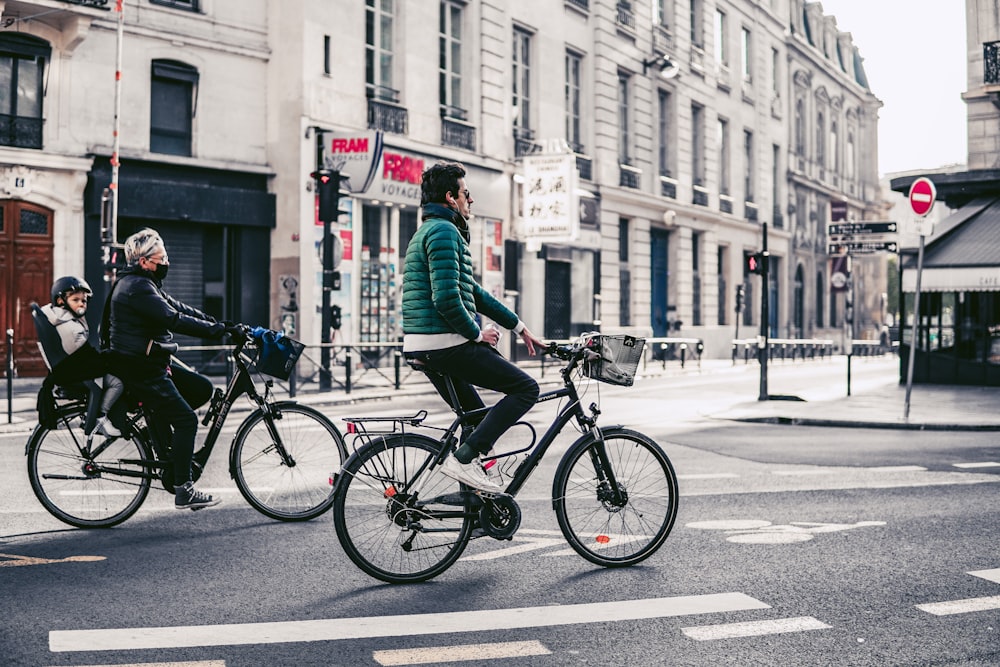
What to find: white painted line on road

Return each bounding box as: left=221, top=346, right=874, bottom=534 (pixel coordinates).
left=50, top=593, right=771, bottom=652
left=916, top=595, right=1000, bottom=616
left=460, top=537, right=563, bottom=561
left=678, top=473, right=740, bottom=480
left=771, top=469, right=835, bottom=476
left=867, top=465, right=927, bottom=472
left=373, top=640, right=550, bottom=666
left=970, top=568, right=1000, bottom=584
left=681, top=616, right=831, bottom=640
left=46, top=662, right=225, bottom=667
left=952, top=461, right=1000, bottom=469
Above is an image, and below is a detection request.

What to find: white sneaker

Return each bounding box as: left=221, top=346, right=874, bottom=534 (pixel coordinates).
left=93, top=415, right=121, bottom=438
left=439, top=455, right=504, bottom=493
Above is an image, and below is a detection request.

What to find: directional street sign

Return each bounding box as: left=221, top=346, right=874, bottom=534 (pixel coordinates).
left=828, top=241, right=898, bottom=255
left=827, top=221, right=898, bottom=236
left=828, top=233, right=898, bottom=245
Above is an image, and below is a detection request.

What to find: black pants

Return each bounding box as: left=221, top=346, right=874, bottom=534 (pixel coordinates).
left=50, top=345, right=123, bottom=434
left=116, top=356, right=213, bottom=486
left=406, top=342, right=538, bottom=456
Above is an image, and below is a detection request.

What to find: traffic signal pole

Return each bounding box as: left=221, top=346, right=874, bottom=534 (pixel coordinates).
left=758, top=222, right=769, bottom=401
left=313, top=169, right=345, bottom=392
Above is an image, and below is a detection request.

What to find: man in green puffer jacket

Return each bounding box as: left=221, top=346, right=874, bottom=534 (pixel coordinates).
left=403, top=161, right=545, bottom=493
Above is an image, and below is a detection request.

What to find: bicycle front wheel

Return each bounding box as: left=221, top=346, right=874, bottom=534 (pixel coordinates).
left=27, top=409, right=153, bottom=529
left=332, top=433, right=474, bottom=584
left=232, top=402, right=347, bottom=521
left=553, top=427, right=678, bottom=567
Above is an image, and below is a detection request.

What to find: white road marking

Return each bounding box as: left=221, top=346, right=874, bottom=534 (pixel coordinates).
left=916, top=595, right=1000, bottom=616
left=681, top=616, right=831, bottom=640
left=678, top=473, right=740, bottom=480
left=373, top=640, right=550, bottom=666
left=970, top=568, right=1000, bottom=584
left=867, top=465, right=927, bottom=472
left=460, top=537, right=564, bottom=561
left=46, top=662, right=225, bottom=667
left=952, top=461, right=1000, bottom=469
left=771, top=469, right=835, bottom=476
left=49, top=593, right=771, bottom=652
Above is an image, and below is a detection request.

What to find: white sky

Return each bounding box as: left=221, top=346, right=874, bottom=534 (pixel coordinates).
left=814, top=0, right=968, bottom=177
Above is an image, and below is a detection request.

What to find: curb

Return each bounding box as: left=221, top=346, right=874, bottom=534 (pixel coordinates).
left=727, top=415, right=1000, bottom=432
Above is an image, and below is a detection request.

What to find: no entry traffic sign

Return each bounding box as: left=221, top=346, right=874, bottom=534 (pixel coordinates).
left=909, top=177, right=936, bottom=217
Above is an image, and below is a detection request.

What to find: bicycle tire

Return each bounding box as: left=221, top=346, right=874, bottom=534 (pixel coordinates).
left=231, top=401, right=347, bottom=521
left=332, top=433, right=474, bottom=583
left=26, top=407, right=154, bottom=529
left=552, top=427, right=678, bottom=567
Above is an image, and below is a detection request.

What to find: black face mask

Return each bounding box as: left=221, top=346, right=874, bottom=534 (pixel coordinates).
left=152, top=263, right=169, bottom=281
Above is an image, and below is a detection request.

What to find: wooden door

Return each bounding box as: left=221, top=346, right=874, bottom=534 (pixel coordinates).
left=0, top=200, right=54, bottom=377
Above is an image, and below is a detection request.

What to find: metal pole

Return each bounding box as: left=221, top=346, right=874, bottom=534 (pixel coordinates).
left=6, top=329, right=12, bottom=423
left=110, top=0, right=124, bottom=245
left=758, top=222, right=769, bottom=401
left=904, top=234, right=926, bottom=421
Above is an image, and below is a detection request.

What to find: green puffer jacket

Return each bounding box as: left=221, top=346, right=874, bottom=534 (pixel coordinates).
left=402, top=205, right=517, bottom=340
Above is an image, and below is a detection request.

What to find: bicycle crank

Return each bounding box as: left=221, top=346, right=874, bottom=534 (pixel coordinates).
left=478, top=494, right=521, bottom=540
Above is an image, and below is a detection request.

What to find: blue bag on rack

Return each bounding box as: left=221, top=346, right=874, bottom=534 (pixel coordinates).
left=252, top=328, right=305, bottom=380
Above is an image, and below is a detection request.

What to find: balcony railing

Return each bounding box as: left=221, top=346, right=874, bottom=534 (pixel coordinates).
left=719, top=195, right=733, bottom=214
left=660, top=175, right=677, bottom=199
left=514, top=126, right=539, bottom=158
left=575, top=154, right=593, bottom=181
left=619, top=163, right=641, bottom=189
left=985, top=41, right=1000, bottom=85
left=565, top=0, right=589, bottom=11
left=745, top=201, right=758, bottom=222
left=441, top=117, right=476, bottom=151
left=0, top=114, right=43, bottom=149
left=616, top=1, right=636, bottom=31
left=692, top=184, right=709, bottom=207
left=367, top=99, right=408, bottom=135
left=773, top=207, right=784, bottom=229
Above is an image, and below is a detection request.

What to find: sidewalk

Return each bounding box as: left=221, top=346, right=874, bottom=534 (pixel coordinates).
left=3, top=357, right=999, bottom=433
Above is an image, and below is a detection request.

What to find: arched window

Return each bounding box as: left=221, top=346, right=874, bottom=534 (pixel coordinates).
left=830, top=121, right=839, bottom=172
left=815, top=112, right=825, bottom=168
left=795, top=98, right=805, bottom=156
left=0, top=34, right=51, bottom=149
left=150, top=59, right=199, bottom=156
left=846, top=132, right=855, bottom=179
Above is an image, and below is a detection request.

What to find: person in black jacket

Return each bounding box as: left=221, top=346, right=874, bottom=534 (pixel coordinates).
left=105, top=228, right=233, bottom=511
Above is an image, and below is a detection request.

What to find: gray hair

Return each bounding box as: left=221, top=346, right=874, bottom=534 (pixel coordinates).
left=123, top=228, right=164, bottom=266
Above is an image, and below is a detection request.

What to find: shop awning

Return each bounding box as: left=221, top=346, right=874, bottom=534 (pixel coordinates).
left=901, top=196, right=1000, bottom=292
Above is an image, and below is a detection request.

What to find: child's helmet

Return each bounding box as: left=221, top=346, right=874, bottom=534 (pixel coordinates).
left=51, top=276, right=92, bottom=306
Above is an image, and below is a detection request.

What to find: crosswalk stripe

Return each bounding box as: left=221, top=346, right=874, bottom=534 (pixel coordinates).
left=681, top=616, right=831, bottom=640
left=46, top=662, right=225, bottom=667
left=49, top=593, right=770, bottom=652
left=952, top=461, right=1000, bottom=469
left=373, top=640, right=550, bottom=666
left=916, top=595, right=1000, bottom=616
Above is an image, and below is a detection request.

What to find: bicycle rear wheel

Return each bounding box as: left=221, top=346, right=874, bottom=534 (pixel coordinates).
left=553, top=427, right=678, bottom=567
left=332, top=433, right=473, bottom=584
left=231, top=401, right=347, bottom=521
left=26, top=408, right=154, bottom=529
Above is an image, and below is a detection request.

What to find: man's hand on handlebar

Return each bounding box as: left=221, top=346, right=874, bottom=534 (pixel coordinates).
left=519, top=326, right=545, bottom=356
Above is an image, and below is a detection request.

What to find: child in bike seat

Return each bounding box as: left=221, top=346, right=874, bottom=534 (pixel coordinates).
left=37, top=276, right=124, bottom=438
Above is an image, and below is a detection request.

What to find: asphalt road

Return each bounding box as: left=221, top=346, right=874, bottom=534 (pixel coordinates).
left=2, top=359, right=999, bottom=666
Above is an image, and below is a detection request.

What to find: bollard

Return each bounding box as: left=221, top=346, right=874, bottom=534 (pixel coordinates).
left=661, top=343, right=668, bottom=370
left=744, top=343, right=750, bottom=364
left=394, top=350, right=401, bottom=390
left=679, top=343, right=687, bottom=368
left=345, top=350, right=352, bottom=394
left=6, top=328, right=12, bottom=423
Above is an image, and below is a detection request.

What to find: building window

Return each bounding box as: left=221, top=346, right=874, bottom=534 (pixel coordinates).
left=692, top=233, right=702, bottom=326
left=718, top=117, right=730, bottom=195
left=150, top=59, right=198, bottom=156
left=658, top=90, right=673, bottom=177
left=771, top=47, right=780, bottom=96
left=795, top=98, right=805, bottom=156
left=846, top=132, right=856, bottom=179
left=513, top=27, right=533, bottom=138
left=439, top=1, right=465, bottom=119
left=366, top=0, right=397, bottom=102
left=714, top=9, right=727, bottom=67
left=654, top=0, right=670, bottom=27
left=816, top=112, right=825, bottom=169
left=0, top=34, right=50, bottom=150
left=619, top=217, right=631, bottom=327
left=689, top=0, right=703, bottom=48
left=829, top=121, right=839, bottom=172
left=618, top=72, right=631, bottom=165
left=772, top=143, right=781, bottom=226
left=150, top=0, right=199, bottom=10
left=816, top=270, right=825, bottom=328
left=741, top=26, right=752, bottom=82
left=324, top=35, right=332, bottom=75
left=691, top=103, right=705, bottom=185
left=566, top=50, right=583, bottom=152
left=743, top=129, right=754, bottom=202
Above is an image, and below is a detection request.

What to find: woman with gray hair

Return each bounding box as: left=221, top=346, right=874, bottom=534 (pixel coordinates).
left=102, top=228, right=236, bottom=510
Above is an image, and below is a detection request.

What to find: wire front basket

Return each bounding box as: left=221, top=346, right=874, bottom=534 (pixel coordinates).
left=582, top=334, right=645, bottom=387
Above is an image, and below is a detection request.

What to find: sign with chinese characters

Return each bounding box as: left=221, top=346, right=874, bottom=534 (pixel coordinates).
left=521, top=153, right=579, bottom=241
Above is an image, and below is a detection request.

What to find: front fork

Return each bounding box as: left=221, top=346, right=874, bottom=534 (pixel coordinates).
left=582, top=405, right=628, bottom=507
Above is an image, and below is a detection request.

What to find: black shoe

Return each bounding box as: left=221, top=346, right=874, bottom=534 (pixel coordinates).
left=174, top=482, right=221, bottom=511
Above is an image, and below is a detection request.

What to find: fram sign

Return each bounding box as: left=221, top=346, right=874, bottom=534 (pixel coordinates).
left=321, top=130, right=384, bottom=193
left=379, top=151, right=424, bottom=203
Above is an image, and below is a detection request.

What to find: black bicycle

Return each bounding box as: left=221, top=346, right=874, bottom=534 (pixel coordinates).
left=331, top=333, right=679, bottom=583
left=25, top=327, right=347, bottom=528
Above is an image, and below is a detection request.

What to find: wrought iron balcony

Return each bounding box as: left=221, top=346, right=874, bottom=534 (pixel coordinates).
left=719, top=195, right=733, bottom=214
left=660, top=175, right=677, bottom=199
left=745, top=201, right=759, bottom=222
left=773, top=207, right=784, bottom=229
left=693, top=185, right=709, bottom=207
left=0, top=114, right=43, bottom=149
left=616, top=1, right=636, bottom=31
left=619, top=163, right=641, bottom=189
left=985, top=41, right=1000, bottom=85
left=514, top=126, right=539, bottom=158
left=368, top=99, right=408, bottom=135
left=565, top=0, right=589, bottom=11
left=441, top=117, right=476, bottom=151
left=575, top=153, right=593, bottom=181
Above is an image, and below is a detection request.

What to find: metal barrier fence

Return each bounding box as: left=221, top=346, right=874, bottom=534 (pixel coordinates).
left=731, top=337, right=896, bottom=365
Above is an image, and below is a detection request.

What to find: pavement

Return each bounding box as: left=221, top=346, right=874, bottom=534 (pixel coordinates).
left=2, top=356, right=999, bottom=434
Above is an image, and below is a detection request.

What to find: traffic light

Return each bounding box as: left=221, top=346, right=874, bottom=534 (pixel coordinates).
left=746, top=251, right=765, bottom=275
left=313, top=169, right=339, bottom=224
left=735, top=284, right=745, bottom=313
